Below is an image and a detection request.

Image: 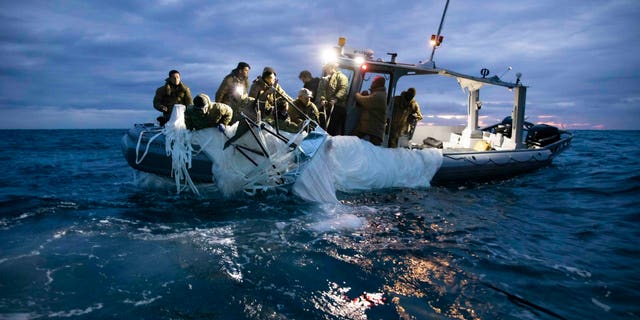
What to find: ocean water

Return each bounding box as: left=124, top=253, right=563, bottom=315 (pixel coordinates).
left=0, top=129, right=638, bottom=320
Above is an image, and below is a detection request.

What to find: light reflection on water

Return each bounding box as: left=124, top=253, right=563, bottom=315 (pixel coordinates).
left=309, top=200, right=489, bottom=319
left=1, top=130, right=638, bottom=319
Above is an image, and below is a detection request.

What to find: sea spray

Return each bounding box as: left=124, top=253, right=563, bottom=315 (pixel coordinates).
left=307, top=203, right=373, bottom=233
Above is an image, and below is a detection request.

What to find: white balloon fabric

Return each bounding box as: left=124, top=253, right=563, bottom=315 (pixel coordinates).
left=293, top=136, right=443, bottom=203
left=163, top=106, right=443, bottom=202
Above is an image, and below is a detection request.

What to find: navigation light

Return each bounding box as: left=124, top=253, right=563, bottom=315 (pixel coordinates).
left=430, top=34, right=444, bottom=47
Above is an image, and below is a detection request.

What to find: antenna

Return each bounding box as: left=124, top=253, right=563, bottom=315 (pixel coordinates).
left=499, top=66, right=512, bottom=79
left=428, top=0, right=450, bottom=63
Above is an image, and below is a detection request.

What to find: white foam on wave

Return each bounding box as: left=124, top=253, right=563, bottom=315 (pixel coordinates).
left=309, top=213, right=366, bottom=233
left=553, top=264, right=592, bottom=278
left=127, top=223, right=244, bottom=282
left=47, top=303, right=103, bottom=317
left=293, top=136, right=442, bottom=203
left=123, top=290, right=162, bottom=306
left=307, top=203, right=374, bottom=233
left=52, top=229, right=67, bottom=239
left=190, top=226, right=244, bottom=282
left=0, top=250, right=40, bottom=265
left=0, top=312, right=41, bottom=320
left=44, top=263, right=83, bottom=286
left=132, top=171, right=178, bottom=192
left=591, top=297, right=611, bottom=312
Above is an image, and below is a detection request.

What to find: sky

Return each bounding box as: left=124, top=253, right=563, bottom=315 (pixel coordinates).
left=1, top=0, right=639, bottom=130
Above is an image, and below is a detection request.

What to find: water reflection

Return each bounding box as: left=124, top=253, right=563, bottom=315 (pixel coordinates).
left=311, top=281, right=385, bottom=320
left=312, top=204, right=484, bottom=319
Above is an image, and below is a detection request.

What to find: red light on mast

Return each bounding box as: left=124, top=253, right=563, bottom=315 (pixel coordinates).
left=430, top=34, right=444, bottom=47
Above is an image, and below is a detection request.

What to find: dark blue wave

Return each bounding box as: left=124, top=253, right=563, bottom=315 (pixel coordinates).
left=0, top=129, right=638, bottom=319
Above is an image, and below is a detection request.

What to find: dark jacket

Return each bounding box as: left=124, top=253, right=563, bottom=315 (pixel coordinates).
left=248, top=77, right=293, bottom=118
left=153, top=79, right=192, bottom=117
left=354, top=87, right=387, bottom=142
left=290, top=99, right=320, bottom=125
left=215, top=70, right=249, bottom=105
left=389, top=92, right=423, bottom=147
left=304, top=77, right=320, bottom=102
left=318, top=71, right=348, bottom=106
left=228, top=96, right=256, bottom=124
left=184, top=93, right=233, bottom=130
left=391, top=93, right=422, bottom=134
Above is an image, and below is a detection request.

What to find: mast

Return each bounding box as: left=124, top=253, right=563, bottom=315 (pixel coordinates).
left=428, top=0, right=450, bottom=63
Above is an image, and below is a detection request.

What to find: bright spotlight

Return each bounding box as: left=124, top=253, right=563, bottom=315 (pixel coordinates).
left=322, top=48, right=338, bottom=65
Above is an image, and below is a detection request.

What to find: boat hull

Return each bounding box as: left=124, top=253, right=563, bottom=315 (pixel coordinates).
left=432, top=144, right=559, bottom=185
left=121, top=124, right=572, bottom=187
left=120, top=123, right=214, bottom=182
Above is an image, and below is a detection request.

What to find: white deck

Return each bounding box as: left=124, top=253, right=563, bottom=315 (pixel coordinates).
left=409, top=124, right=527, bottom=151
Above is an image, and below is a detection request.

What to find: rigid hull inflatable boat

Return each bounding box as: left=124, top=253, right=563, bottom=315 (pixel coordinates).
left=122, top=13, right=572, bottom=195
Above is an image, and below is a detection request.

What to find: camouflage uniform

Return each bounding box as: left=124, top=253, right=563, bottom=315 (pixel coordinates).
left=153, top=79, right=193, bottom=120
left=184, top=93, right=233, bottom=131
left=317, top=69, right=349, bottom=135
left=228, top=96, right=257, bottom=124
left=389, top=91, right=423, bottom=148
left=354, top=85, right=387, bottom=146
left=289, top=99, right=320, bottom=125
left=215, top=70, right=249, bottom=106
left=248, top=77, right=293, bottom=118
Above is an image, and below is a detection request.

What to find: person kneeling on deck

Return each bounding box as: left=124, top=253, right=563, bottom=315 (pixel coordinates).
left=247, top=67, right=298, bottom=132
left=289, top=88, right=320, bottom=129
left=353, top=76, right=387, bottom=146
left=224, top=68, right=298, bottom=149
left=184, top=93, right=233, bottom=131
left=270, top=99, right=300, bottom=133
left=389, top=87, right=423, bottom=148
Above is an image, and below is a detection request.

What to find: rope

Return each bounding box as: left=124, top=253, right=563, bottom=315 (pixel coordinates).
left=135, top=127, right=163, bottom=165
left=442, top=151, right=549, bottom=167
left=239, top=119, right=315, bottom=195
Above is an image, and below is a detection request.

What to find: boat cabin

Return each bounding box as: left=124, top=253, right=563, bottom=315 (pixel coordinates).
left=326, top=39, right=530, bottom=151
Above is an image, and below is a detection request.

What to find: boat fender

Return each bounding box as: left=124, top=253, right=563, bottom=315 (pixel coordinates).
left=473, top=140, right=491, bottom=151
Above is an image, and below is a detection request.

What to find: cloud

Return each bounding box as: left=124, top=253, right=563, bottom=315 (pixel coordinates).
left=0, top=106, right=156, bottom=129
left=0, top=0, right=639, bottom=129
